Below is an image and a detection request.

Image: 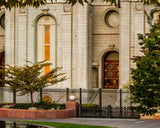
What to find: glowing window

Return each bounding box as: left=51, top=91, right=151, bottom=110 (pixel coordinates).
left=37, top=16, right=56, bottom=73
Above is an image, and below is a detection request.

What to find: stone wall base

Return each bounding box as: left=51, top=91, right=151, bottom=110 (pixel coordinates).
left=0, top=102, right=78, bottom=119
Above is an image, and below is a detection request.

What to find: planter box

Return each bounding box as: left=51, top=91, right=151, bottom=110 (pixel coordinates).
left=140, top=113, right=160, bottom=119
left=0, top=102, right=78, bottom=119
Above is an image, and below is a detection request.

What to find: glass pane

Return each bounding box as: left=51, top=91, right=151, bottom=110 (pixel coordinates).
left=45, top=26, right=50, bottom=74
left=45, top=46, right=50, bottom=60
left=45, top=26, right=50, bottom=44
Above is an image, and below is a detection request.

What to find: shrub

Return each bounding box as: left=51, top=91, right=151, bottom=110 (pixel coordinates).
left=82, top=104, right=99, bottom=108
left=0, top=100, right=65, bottom=110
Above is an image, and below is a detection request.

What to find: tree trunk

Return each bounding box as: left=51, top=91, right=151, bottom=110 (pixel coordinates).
left=30, top=91, right=34, bottom=105
left=13, top=88, right=16, bottom=104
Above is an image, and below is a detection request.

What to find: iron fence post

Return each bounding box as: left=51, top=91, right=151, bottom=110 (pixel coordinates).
left=120, top=89, right=122, bottom=117
left=13, top=122, right=16, bottom=127
left=107, top=105, right=112, bottom=118
left=79, top=88, right=82, bottom=117
left=99, top=88, right=102, bottom=116
left=131, top=107, right=134, bottom=118
left=40, top=87, right=42, bottom=101
left=66, top=88, right=69, bottom=102
left=13, top=89, right=16, bottom=104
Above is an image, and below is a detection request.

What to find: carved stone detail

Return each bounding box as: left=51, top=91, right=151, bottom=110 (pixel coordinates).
left=89, top=6, right=92, bottom=15
left=63, top=4, right=71, bottom=12
left=135, top=2, right=143, bottom=11
left=152, top=10, right=160, bottom=25
left=0, top=7, right=5, bottom=12
left=38, top=16, right=55, bottom=26
left=19, top=7, right=26, bottom=14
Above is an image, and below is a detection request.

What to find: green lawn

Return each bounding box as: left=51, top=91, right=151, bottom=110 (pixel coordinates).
left=21, top=121, right=115, bottom=128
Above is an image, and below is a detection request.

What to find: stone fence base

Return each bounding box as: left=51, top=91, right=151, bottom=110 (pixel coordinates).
left=0, top=102, right=78, bottom=119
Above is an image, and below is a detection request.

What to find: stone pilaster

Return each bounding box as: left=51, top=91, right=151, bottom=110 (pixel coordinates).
left=77, top=3, right=89, bottom=88
left=72, top=3, right=89, bottom=88
left=62, top=7, right=72, bottom=88
left=17, top=8, right=27, bottom=66
left=134, top=2, right=144, bottom=57
left=119, top=2, right=130, bottom=88
left=5, top=8, right=16, bottom=66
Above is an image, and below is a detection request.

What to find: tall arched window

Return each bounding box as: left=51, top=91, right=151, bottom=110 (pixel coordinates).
left=37, top=16, right=56, bottom=74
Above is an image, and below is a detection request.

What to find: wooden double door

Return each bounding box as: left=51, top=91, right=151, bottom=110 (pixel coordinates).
left=104, top=60, right=119, bottom=89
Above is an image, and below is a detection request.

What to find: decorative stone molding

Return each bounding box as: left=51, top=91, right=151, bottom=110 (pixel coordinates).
left=89, top=5, right=92, bottom=15
left=135, top=2, right=143, bottom=11
left=0, top=7, right=5, bottom=12
left=63, top=4, right=71, bottom=12
left=104, top=8, right=119, bottom=28
left=92, top=62, right=99, bottom=70
left=41, top=6, right=49, bottom=14
left=19, top=7, right=26, bottom=14
left=38, top=16, right=56, bottom=26
left=152, top=10, right=160, bottom=25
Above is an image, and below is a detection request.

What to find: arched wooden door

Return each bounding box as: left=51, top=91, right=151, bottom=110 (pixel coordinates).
left=0, top=51, right=4, bottom=87
left=104, top=52, right=119, bottom=89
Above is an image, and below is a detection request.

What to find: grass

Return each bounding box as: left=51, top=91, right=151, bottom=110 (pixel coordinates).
left=20, top=121, right=115, bottom=128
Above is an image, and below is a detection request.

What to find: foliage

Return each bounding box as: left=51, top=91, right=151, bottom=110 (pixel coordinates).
left=3, top=105, right=11, bottom=108
left=28, top=107, right=38, bottom=110
left=1, top=100, right=65, bottom=110
left=1, top=0, right=160, bottom=9
left=82, top=103, right=99, bottom=108
left=0, top=60, right=67, bottom=104
left=34, top=99, right=65, bottom=109
left=0, top=0, right=117, bottom=9
left=129, top=23, right=160, bottom=115
left=21, top=121, right=113, bottom=128
left=0, top=0, right=47, bottom=9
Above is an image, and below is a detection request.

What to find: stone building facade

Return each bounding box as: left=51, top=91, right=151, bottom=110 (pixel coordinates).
left=0, top=0, right=159, bottom=91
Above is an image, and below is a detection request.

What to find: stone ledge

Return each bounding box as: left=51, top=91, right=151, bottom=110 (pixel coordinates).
left=0, top=102, right=78, bottom=119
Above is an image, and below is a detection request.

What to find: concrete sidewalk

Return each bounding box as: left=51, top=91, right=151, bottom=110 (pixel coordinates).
left=1, top=118, right=160, bottom=128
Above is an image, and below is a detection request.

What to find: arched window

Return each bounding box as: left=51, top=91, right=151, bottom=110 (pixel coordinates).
left=104, top=51, right=119, bottom=89
left=37, top=16, right=56, bottom=74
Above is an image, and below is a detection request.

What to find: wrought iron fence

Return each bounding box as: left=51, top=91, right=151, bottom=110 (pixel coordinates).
left=0, top=87, right=140, bottom=118
left=81, top=106, right=139, bottom=118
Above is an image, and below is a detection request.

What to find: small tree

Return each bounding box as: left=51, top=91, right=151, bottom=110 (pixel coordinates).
left=0, top=61, right=67, bottom=104
left=129, top=24, right=160, bottom=115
